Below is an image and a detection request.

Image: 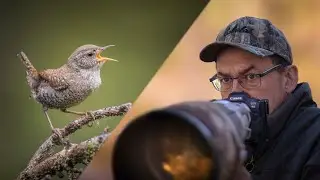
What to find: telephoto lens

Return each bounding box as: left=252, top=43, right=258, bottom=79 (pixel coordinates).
left=111, top=99, right=252, bottom=180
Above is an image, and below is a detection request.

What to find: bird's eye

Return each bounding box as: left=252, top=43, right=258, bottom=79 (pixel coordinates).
left=87, top=53, right=94, bottom=57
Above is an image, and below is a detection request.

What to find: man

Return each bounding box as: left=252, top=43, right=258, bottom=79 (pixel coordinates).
left=199, top=16, right=320, bottom=180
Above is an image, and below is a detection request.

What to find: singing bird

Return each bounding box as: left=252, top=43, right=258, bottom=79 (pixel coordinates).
left=18, top=44, right=118, bottom=137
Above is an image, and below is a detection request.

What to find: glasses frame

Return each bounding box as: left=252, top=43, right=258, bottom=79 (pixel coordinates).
left=209, top=64, right=283, bottom=92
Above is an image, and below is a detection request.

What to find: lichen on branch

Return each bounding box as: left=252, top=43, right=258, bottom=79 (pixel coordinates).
left=17, top=102, right=132, bottom=180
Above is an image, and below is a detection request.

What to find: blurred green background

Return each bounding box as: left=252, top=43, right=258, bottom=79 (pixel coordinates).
left=0, top=0, right=207, bottom=179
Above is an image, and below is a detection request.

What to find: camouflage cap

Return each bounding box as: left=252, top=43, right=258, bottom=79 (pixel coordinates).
left=199, top=16, right=293, bottom=64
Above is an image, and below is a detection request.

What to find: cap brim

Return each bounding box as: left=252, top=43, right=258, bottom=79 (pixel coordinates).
left=199, top=42, right=275, bottom=62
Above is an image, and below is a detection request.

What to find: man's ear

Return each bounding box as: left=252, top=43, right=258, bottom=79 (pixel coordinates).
left=284, top=65, right=299, bottom=93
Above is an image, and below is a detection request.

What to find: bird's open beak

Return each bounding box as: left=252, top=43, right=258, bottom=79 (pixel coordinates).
left=96, top=45, right=119, bottom=62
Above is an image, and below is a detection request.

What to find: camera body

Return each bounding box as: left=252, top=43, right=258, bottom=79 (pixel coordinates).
left=224, top=92, right=269, bottom=120
left=218, top=92, right=269, bottom=144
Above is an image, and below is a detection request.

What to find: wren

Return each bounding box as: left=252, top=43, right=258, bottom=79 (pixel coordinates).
left=17, top=44, right=118, bottom=138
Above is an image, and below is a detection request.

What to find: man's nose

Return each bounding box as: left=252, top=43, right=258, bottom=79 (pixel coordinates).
left=231, top=79, right=243, bottom=92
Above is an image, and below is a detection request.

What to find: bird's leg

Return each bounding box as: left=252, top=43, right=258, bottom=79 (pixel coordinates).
left=43, top=107, right=57, bottom=132
left=60, top=109, right=98, bottom=127
left=60, top=109, right=96, bottom=119
left=43, top=107, right=67, bottom=145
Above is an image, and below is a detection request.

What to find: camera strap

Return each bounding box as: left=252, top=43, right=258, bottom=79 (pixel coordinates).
left=244, top=120, right=270, bottom=173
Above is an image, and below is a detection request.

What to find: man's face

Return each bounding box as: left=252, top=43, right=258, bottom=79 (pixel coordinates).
left=215, top=47, right=288, bottom=113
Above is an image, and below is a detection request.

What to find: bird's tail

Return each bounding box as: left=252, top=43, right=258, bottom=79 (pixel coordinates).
left=17, top=51, right=40, bottom=90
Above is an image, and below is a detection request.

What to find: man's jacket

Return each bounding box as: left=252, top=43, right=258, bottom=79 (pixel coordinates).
left=248, top=82, right=320, bottom=180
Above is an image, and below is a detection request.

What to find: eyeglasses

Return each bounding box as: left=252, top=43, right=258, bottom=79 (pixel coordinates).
left=209, top=64, right=283, bottom=92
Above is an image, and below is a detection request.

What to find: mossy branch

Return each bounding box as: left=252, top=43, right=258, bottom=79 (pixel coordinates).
left=17, top=102, right=132, bottom=180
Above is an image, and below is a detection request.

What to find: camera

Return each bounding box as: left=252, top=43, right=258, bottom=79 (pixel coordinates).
left=111, top=92, right=269, bottom=180
left=222, top=92, right=269, bottom=145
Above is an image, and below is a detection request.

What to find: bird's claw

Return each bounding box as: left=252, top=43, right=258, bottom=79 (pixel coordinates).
left=51, top=128, right=71, bottom=148
left=52, top=128, right=64, bottom=144
left=52, top=128, right=62, bottom=138
left=86, top=111, right=99, bottom=127
left=86, top=111, right=95, bottom=120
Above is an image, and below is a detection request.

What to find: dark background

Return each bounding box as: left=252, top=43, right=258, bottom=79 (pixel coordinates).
left=0, top=0, right=208, bottom=179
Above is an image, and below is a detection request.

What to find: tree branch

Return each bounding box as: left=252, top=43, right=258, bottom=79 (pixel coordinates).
left=17, top=102, right=132, bottom=180
left=20, top=132, right=111, bottom=180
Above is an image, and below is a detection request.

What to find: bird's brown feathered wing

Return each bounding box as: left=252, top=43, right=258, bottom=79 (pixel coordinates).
left=38, top=69, right=70, bottom=91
